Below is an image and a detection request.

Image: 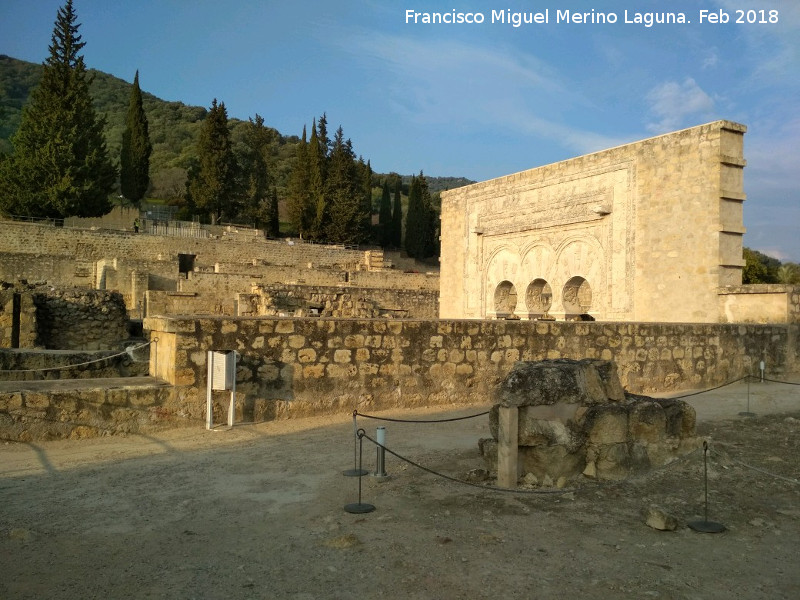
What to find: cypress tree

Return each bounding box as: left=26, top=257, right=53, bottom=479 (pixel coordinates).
left=307, top=121, right=327, bottom=240
left=404, top=172, right=435, bottom=259
left=188, top=99, right=237, bottom=224
left=325, top=127, right=361, bottom=244
left=241, top=114, right=272, bottom=228
left=359, top=159, right=373, bottom=243
left=391, top=176, right=403, bottom=248
left=266, top=186, right=280, bottom=238
left=120, top=70, right=152, bottom=206
left=286, top=125, right=311, bottom=237
left=378, top=182, right=392, bottom=248
left=0, top=0, right=115, bottom=219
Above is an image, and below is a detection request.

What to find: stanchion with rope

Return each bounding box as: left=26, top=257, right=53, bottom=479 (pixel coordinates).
left=342, top=410, right=369, bottom=477
left=344, top=429, right=376, bottom=514
left=688, top=441, right=726, bottom=533
left=739, top=374, right=756, bottom=417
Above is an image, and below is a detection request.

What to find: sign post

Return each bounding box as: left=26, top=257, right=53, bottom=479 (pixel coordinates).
left=206, top=350, right=237, bottom=430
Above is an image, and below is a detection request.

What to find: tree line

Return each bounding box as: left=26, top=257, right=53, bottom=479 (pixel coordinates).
left=0, top=1, right=442, bottom=258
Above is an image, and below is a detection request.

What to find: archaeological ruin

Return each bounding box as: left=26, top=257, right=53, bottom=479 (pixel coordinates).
left=438, top=120, right=797, bottom=324
left=480, top=359, right=700, bottom=486
left=0, top=120, right=799, bottom=443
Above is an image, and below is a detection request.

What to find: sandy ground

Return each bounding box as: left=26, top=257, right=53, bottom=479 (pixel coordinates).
left=1, top=377, right=799, bottom=599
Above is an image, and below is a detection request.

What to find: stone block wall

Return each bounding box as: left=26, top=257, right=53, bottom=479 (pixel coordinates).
left=240, top=284, right=439, bottom=319
left=33, top=289, right=129, bottom=351
left=0, top=348, right=148, bottom=380
left=719, top=284, right=800, bottom=324
left=0, top=220, right=373, bottom=268
left=0, top=383, right=183, bottom=441
left=440, top=120, right=747, bottom=323
left=144, top=316, right=797, bottom=423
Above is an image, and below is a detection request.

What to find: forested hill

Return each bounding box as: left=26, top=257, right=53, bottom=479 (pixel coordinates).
left=0, top=55, right=473, bottom=200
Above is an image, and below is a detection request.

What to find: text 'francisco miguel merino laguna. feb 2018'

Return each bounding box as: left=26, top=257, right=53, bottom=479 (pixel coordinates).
left=404, top=8, right=781, bottom=28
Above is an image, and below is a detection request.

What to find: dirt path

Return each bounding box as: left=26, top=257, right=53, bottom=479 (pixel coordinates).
left=1, top=379, right=799, bottom=599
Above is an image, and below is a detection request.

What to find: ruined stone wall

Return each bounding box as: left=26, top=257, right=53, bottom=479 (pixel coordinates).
left=0, top=290, right=37, bottom=349
left=239, top=285, right=439, bottom=319
left=0, top=348, right=148, bottom=380
left=144, top=316, right=797, bottom=423
left=0, top=220, right=372, bottom=268
left=348, top=270, right=439, bottom=291
left=146, top=285, right=439, bottom=319
left=440, top=121, right=747, bottom=323
left=33, top=289, right=128, bottom=350
left=719, top=284, right=800, bottom=324
left=146, top=291, right=233, bottom=318
left=0, top=383, right=180, bottom=441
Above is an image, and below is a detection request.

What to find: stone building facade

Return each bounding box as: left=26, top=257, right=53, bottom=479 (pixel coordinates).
left=439, top=121, right=747, bottom=323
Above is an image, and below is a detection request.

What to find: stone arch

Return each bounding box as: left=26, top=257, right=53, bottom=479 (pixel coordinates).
left=494, top=281, right=518, bottom=317
left=562, top=276, right=592, bottom=317
left=484, top=246, right=522, bottom=317
left=553, top=236, right=605, bottom=319
left=525, top=278, right=553, bottom=318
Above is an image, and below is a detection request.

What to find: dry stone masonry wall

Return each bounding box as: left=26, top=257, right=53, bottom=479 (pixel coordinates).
left=144, top=316, right=797, bottom=423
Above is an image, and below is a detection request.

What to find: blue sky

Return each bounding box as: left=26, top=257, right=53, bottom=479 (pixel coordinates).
left=1, top=0, right=798, bottom=260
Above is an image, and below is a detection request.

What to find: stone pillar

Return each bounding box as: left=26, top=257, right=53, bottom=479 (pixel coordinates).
left=497, top=405, right=518, bottom=488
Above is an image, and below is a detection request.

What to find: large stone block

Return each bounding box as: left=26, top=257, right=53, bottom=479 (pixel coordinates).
left=496, top=359, right=611, bottom=407
left=628, top=400, right=667, bottom=443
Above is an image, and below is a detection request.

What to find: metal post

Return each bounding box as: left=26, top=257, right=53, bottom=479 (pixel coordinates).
left=206, top=351, right=214, bottom=430
left=740, top=374, right=755, bottom=417
left=228, top=351, right=236, bottom=428
left=343, top=411, right=368, bottom=477
left=688, top=442, right=725, bottom=533
left=344, top=429, right=375, bottom=514
left=373, top=426, right=388, bottom=480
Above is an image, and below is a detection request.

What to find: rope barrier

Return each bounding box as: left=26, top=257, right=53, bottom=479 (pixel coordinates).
left=760, top=376, right=800, bottom=386
left=357, top=430, right=708, bottom=496
left=359, top=430, right=577, bottom=495
left=709, top=444, right=800, bottom=486
left=0, top=341, right=151, bottom=374
left=666, top=375, right=750, bottom=399
left=355, top=409, right=490, bottom=424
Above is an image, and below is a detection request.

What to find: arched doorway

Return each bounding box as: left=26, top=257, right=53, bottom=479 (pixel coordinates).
left=494, top=281, right=518, bottom=318
left=525, top=279, right=552, bottom=319
left=562, top=276, right=592, bottom=319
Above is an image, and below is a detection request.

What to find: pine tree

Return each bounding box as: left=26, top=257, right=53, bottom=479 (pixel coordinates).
left=378, top=182, right=392, bottom=248
left=120, top=70, right=152, bottom=206
left=391, top=176, right=403, bottom=248
left=188, top=99, right=237, bottom=224
left=0, top=0, right=115, bottom=219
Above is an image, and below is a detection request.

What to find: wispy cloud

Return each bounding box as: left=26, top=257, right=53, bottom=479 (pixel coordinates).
left=645, top=78, right=715, bottom=133
left=342, top=30, right=624, bottom=155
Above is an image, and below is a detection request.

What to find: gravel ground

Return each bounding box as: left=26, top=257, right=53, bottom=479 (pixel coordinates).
left=1, top=378, right=799, bottom=599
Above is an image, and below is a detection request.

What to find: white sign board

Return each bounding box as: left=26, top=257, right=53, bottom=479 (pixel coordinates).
left=211, top=351, right=235, bottom=390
